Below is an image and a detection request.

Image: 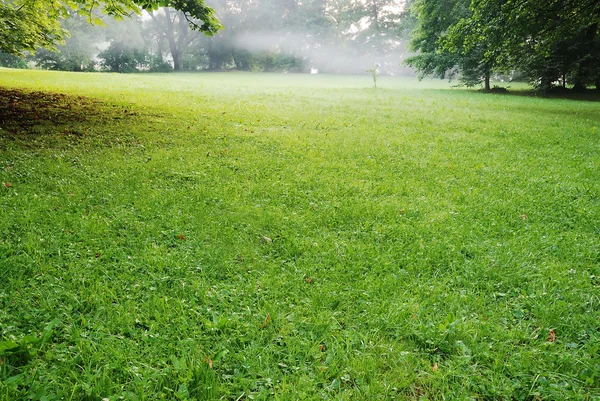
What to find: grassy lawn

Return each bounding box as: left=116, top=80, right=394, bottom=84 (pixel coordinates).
left=0, top=68, right=599, bottom=400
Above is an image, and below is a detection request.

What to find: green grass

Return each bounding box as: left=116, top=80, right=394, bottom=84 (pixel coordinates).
left=0, top=68, right=599, bottom=400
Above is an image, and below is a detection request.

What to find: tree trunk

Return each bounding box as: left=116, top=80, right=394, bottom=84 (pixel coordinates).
left=176, top=12, right=189, bottom=71
left=572, top=81, right=586, bottom=92
left=484, top=73, right=491, bottom=91
left=164, top=8, right=183, bottom=71
left=172, top=50, right=183, bottom=71
left=595, top=79, right=600, bottom=92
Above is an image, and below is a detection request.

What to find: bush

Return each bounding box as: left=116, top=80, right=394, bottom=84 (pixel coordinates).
left=0, top=52, right=27, bottom=69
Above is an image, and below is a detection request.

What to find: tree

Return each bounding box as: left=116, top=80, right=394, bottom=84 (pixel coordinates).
left=97, top=15, right=151, bottom=72
left=405, top=0, right=498, bottom=89
left=406, top=0, right=600, bottom=91
left=0, top=51, right=27, bottom=68
left=145, top=8, right=201, bottom=71
left=0, top=0, right=221, bottom=55
left=99, top=42, right=151, bottom=72
left=28, top=13, right=104, bottom=71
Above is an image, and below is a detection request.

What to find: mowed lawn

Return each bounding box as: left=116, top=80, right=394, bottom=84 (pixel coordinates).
left=0, top=69, right=599, bottom=400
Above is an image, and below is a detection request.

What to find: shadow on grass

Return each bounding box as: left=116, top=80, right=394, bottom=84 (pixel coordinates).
left=483, top=86, right=600, bottom=102
left=0, top=87, right=142, bottom=150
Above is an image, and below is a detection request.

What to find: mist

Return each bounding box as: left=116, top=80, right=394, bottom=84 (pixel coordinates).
left=231, top=30, right=414, bottom=75
left=23, top=0, right=417, bottom=74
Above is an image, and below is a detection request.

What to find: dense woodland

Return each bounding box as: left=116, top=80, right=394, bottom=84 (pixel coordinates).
left=1, top=0, right=599, bottom=90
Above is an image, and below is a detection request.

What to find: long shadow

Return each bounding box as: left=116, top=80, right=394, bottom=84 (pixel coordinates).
left=0, top=87, right=141, bottom=149
left=486, top=86, right=600, bottom=103
left=466, top=86, right=600, bottom=124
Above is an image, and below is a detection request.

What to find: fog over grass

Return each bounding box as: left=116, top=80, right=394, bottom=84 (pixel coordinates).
left=232, top=30, right=413, bottom=74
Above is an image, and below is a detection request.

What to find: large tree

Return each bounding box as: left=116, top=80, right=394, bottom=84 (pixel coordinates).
left=0, top=0, right=221, bottom=55
left=406, top=0, right=600, bottom=90
left=405, top=0, right=499, bottom=89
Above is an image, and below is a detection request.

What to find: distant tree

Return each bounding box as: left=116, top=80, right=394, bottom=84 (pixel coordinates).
left=28, top=14, right=103, bottom=71
left=98, top=42, right=151, bottom=73
left=0, top=52, right=27, bottom=68
left=352, top=0, right=406, bottom=56
left=97, top=16, right=151, bottom=72
left=147, top=8, right=206, bottom=71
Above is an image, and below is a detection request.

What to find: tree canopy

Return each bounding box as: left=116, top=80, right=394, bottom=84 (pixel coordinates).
left=0, top=0, right=221, bottom=55
left=407, top=0, right=600, bottom=90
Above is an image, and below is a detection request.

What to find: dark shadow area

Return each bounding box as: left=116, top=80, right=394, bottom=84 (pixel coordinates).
left=482, top=86, right=600, bottom=103
left=0, top=87, right=142, bottom=150
left=0, top=88, right=103, bottom=133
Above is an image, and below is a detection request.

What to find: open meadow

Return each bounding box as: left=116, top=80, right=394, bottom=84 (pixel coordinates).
left=0, top=69, right=599, bottom=400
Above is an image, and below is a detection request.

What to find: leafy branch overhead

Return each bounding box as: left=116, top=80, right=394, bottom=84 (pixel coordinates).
left=0, top=0, right=221, bottom=55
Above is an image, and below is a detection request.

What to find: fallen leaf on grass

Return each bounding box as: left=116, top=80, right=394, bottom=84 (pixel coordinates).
left=261, top=235, right=272, bottom=243
left=3, top=182, right=12, bottom=188
left=259, top=313, right=271, bottom=329
left=177, top=234, right=186, bottom=241
left=305, top=277, right=313, bottom=284
left=547, top=329, right=556, bottom=342
left=520, top=214, right=527, bottom=220
left=204, top=357, right=213, bottom=369
left=432, top=363, right=439, bottom=372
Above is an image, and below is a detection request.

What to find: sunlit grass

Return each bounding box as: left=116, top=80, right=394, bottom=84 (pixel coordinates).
left=1, top=68, right=599, bottom=400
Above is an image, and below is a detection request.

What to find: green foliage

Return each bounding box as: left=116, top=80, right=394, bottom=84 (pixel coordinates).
left=98, top=42, right=151, bottom=72
left=408, top=0, right=600, bottom=90
left=26, top=14, right=104, bottom=71
left=0, top=0, right=68, bottom=55
left=0, top=52, right=27, bottom=69
left=1, top=70, right=600, bottom=399
left=0, top=0, right=221, bottom=56
left=149, top=55, right=175, bottom=72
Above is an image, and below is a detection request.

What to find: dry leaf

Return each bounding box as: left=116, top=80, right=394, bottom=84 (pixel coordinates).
left=520, top=214, right=527, bottom=220
left=259, top=313, right=271, bottom=329
left=547, top=329, right=556, bottom=343
left=305, top=277, right=313, bottom=284
left=204, top=356, right=213, bottom=369
left=261, top=235, right=272, bottom=243
left=3, top=182, right=12, bottom=188
left=177, top=234, right=186, bottom=241
left=319, top=344, right=325, bottom=352
left=432, top=363, right=439, bottom=372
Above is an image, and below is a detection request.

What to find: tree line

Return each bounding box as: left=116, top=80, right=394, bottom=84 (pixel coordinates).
left=1, top=0, right=599, bottom=90
left=1, top=0, right=413, bottom=75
